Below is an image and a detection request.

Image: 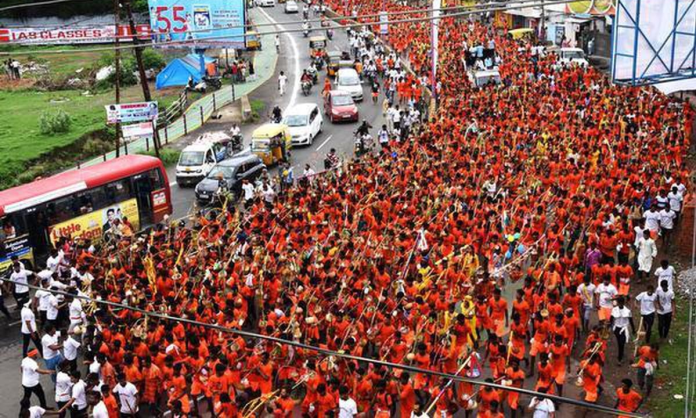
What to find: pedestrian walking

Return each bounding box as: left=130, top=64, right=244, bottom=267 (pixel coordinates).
left=21, top=349, right=52, bottom=409
left=21, top=302, right=42, bottom=358
left=278, top=71, right=288, bottom=96
left=656, top=279, right=675, bottom=342
left=635, top=285, right=657, bottom=343
left=41, top=323, right=64, bottom=380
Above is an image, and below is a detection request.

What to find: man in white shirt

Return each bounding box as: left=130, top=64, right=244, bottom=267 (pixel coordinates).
left=528, top=387, right=555, bottom=418
left=21, top=302, right=42, bottom=358
left=656, top=279, right=675, bottom=342
left=46, top=289, right=62, bottom=326
left=667, top=185, right=683, bottom=218
left=636, top=230, right=657, bottom=282
left=611, top=296, right=636, bottom=365
left=67, top=291, right=84, bottom=334
left=11, top=263, right=32, bottom=308
left=659, top=207, right=677, bottom=248
left=635, top=285, right=657, bottom=343
left=577, top=276, right=596, bottom=333
left=595, top=276, right=617, bottom=322
left=88, top=391, right=109, bottom=418
left=642, top=205, right=661, bottom=234
left=33, top=277, right=52, bottom=324
left=21, top=349, right=52, bottom=408
left=41, top=323, right=63, bottom=379
left=337, top=385, right=357, bottom=418
left=278, top=71, right=288, bottom=96
left=46, top=249, right=64, bottom=273
left=63, top=333, right=81, bottom=370
left=113, top=373, right=140, bottom=416
left=654, top=259, right=676, bottom=291
left=241, top=179, right=255, bottom=209
left=55, top=360, right=73, bottom=413
left=59, top=371, right=88, bottom=418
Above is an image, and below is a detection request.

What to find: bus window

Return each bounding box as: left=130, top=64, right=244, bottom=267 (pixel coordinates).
left=105, top=179, right=131, bottom=204
left=148, top=168, right=165, bottom=190
left=132, top=173, right=154, bottom=225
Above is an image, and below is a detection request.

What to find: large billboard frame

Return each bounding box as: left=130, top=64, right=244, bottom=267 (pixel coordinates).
left=147, top=0, right=247, bottom=49
left=612, top=0, right=696, bottom=86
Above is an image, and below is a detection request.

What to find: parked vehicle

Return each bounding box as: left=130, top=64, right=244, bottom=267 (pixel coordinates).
left=558, top=47, right=589, bottom=67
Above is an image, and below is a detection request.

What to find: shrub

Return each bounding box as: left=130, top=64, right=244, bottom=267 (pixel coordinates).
left=39, top=110, right=72, bottom=135
left=141, top=49, right=166, bottom=71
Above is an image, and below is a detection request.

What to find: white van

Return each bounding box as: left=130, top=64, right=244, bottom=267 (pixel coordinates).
left=336, top=68, right=363, bottom=101
left=175, top=137, right=228, bottom=186
left=469, top=69, right=501, bottom=87
left=283, top=103, right=323, bottom=146
left=559, top=47, right=589, bottom=67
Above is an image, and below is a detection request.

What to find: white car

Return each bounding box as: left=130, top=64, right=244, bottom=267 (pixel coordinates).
left=283, top=103, right=323, bottom=146
left=285, top=1, right=299, bottom=13
left=559, top=47, right=589, bottom=67
left=257, top=0, right=275, bottom=7
left=336, top=68, right=363, bottom=101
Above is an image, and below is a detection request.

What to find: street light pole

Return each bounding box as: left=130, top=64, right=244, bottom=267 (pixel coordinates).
left=430, top=0, right=440, bottom=103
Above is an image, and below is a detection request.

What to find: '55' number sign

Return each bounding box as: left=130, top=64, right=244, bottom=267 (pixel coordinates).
left=153, top=5, right=188, bottom=34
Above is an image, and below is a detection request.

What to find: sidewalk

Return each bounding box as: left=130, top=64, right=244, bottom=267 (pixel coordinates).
left=76, top=7, right=278, bottom=169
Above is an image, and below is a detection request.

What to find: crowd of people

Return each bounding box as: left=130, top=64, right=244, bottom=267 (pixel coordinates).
left=6, top=1, right=693, bottom=418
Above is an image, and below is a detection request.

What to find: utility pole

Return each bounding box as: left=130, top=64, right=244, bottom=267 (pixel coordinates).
left=540, top=0, right=546, bottom=43
left=113, top=0, right=121, bottom=157
left=123, top=0, right=161, bottom=158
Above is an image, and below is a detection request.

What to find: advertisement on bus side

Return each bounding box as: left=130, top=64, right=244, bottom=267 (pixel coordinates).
left=48, top=199, right=140, bottom=246
left=0, top=234, right=33, bottom=271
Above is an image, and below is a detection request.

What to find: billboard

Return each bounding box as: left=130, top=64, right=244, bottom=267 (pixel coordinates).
left=48, top=199, right=140, bottom=245
left=121, top=122, right=155, bottom=138
left=106, top=102, right=158, bottom=124
left=148, top=0, right=246, bottom=49
left=612, top=0, right=696, bottom=85
left=0, top=25, right=150, bottom=46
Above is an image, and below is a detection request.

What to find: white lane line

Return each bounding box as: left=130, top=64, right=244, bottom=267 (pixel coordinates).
left=257, top=7, right=301, bottom=111
left=316, top=135, right=333, bottom=151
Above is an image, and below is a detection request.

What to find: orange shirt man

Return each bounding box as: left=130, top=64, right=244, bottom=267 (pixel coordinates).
left=615, top=379, right=642, bottom=418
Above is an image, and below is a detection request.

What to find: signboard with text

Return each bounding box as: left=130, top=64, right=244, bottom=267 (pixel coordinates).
left=48, top=199, right=140, bottom=245
left=121, top=122, right=155, bottom=138
left=148, top=0, right=246, bottom=48
left=0, top=25, right=150, bottom=45
left=105, top=102, right=159, bottom=125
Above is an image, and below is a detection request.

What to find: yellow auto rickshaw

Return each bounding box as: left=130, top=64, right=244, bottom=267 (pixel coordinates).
left=246, top=31, right=262, bottom=50
left=326, top=51, right=342, bottom=77
left=309, top=36, right=327, bottom=60
left=508, top=28, right=534, bottom=40
left=251, top=124, right=292, bottom=166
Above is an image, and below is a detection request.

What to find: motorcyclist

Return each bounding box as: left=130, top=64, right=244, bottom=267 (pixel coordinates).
left=355, top=119, right=372, bottom=137
left=271, top=105, right=282, bottom=123
left=302, top=20, right=311, bottom=36
left=301, top=70, right=313, bottom=84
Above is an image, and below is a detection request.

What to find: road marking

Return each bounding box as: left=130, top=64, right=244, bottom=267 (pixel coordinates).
left=257, top=7, right=301, bottom=111
left=169, top=181, right=177, bottom=187
left=316, top=135, right=333, bottom=151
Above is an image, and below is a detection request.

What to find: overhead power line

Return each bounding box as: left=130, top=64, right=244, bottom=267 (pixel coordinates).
left=0, top=0, right=576, bottom=56
left=0, top=276, right=642, bottom=417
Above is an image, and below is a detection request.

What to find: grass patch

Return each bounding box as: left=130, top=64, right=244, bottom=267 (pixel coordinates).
left=643, top=295, right=692, bottom=416
left=244, top=98, right=266, bottom=124
left=138, top=147, right=181, bottom=166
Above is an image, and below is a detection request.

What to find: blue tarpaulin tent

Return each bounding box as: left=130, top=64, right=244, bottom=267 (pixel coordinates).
left=155, top=54, right=215, bottom=90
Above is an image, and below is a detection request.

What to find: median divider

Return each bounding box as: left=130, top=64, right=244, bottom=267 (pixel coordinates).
left=241, top=94, right=253, bottom=121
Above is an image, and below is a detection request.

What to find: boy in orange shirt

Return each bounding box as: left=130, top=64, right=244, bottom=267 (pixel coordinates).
left=615, top=379, right=642, bottom=418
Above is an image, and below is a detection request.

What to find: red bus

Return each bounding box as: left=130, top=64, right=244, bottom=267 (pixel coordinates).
left=0, top=155, right=172, bottom=270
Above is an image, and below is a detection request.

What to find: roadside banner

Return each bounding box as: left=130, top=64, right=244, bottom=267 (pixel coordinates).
left=148, top=0, right=246, bottom=49
left=0, top=25, right=150, bottom=45
left=105, top=102, right=159, bottom=124
left=48, top=199, right=140, bottom=245
left=121, top=121, right=155, bottom=138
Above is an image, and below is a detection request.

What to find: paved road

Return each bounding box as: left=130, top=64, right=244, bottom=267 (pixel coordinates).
left=0, top=6, right=386, bottom=418
left=167, top=5, right=387, bottom=219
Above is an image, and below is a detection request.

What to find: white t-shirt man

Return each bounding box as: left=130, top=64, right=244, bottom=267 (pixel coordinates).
left=46, top=293, right=60, bottom=321
left=242, top=182, right=255, bottom=201
left=654, top=266, right=675, bottom=291
left=530, top=397, right=555, bottom=418
left=659, top=209, right=676, bottom=230
left=338, top=397, right=358, bottom=418
left=611, top=306, right=632, bottom=333
left=28, top=406, right=46, bottom=418
left=21, top=357, right=41, bottom=387
left=643, top=209, right=661, bottom=232
left=21, top=305, right=37, bottom=335
left=41, top=333, right=60, bottom=360
left=46, top=252, right=64, bottom=272
left=92, top=401, right=109, bottom=418
left=595, top=282, right=618, bottom=309
left=656, top=287, right=675, bottom=315
left=668, top=190, right=683, bottom=212
left=34, top=287, right=51, bottom=313
left=11, top=270, right=30, bottom=294
left=63, top=336, right=80, bottom=361
left=71, top=379, right=88, bottom=410
left=636, top=291, right=657, bottom=315
left=113, top=382, right=139, bottom=414
left=577, top=282, right=596, bottom=307
left=55, top=371, right=73, bottom=403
